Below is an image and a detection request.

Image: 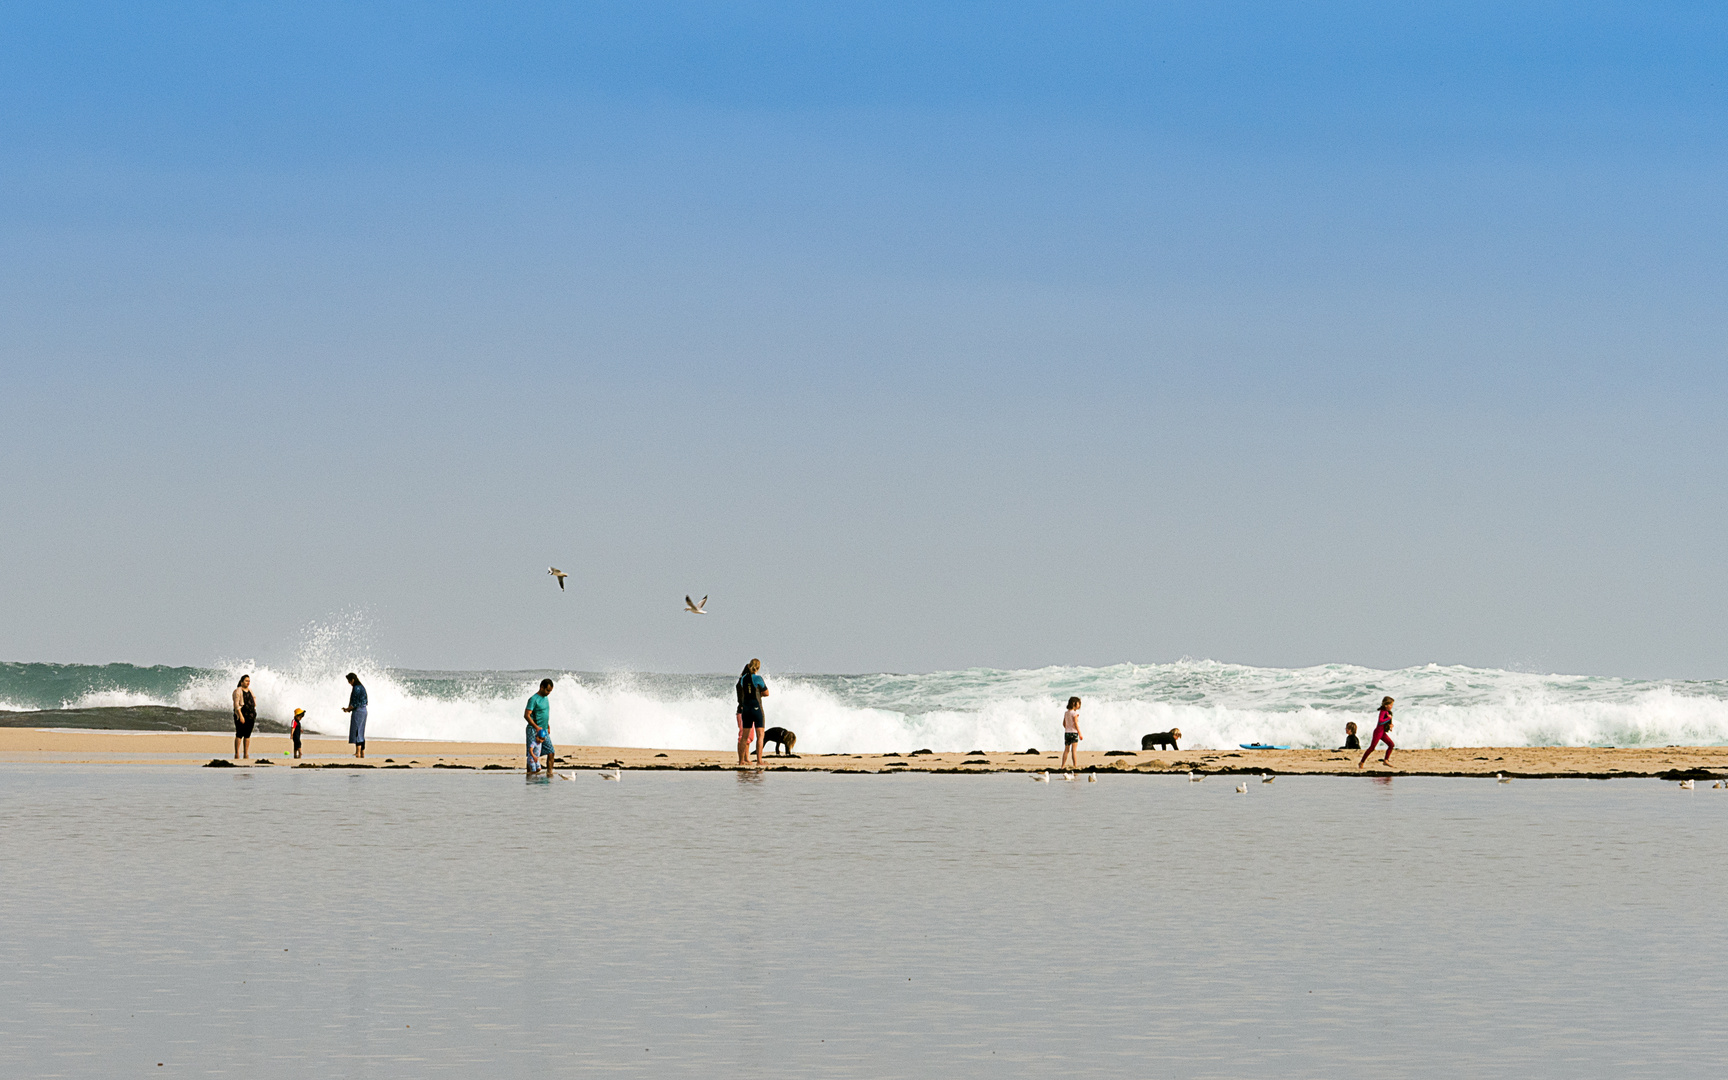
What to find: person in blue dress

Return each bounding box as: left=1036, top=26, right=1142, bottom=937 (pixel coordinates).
left=524, top=679, right=555, bottom=774
left=343, top=672, right=369, bottom=759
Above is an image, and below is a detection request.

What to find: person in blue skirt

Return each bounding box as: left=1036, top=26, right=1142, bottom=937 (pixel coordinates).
left=343, top=672, right=369, bottom=759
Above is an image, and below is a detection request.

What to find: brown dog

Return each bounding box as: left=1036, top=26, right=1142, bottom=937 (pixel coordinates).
left=1141, top=728, right=1182, bottom=751
left=764, top=726, right=798, bottom=755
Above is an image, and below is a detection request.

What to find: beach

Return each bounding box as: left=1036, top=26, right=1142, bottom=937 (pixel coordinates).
left=4, top=727, right=1724, bottom=777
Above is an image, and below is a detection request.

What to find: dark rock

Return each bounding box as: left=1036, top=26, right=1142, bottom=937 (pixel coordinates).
left=962, top=759, right=990, bottom=765
left=203, top=758, right=237, bottom=767
left=967, top=750, right=984, bottom=755
left=1105, top=750, right=1137, bottom=757
left=1023, top=748, right=1039, bottom=755
left=482, top=764, right=510, bottom=770
left=1658, top=768, right=1723, bottom=781
left=432, top=763, right=474, bottom=769
left=655, top=753, right=668, bottom=758
left=909, top=749, right=934, bottom=756
left=3, top=706, right=288, bottom=734
left=384, top=764, right=410, bottom=769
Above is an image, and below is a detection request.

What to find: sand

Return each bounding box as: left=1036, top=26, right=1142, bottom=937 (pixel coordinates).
left=1, top=728, right=1724, bottom=777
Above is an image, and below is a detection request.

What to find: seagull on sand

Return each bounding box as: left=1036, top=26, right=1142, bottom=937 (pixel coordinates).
left=1497, top=773, right=1510, bottom=783
left=599, top=767, right=622, bottom=781
left=1679, top=778, right=1695, bottom=790
left=1261, top=773, right=1276, bottom=784
left=1063, top=772, right=1077, bottom=781
left=548, top=567, right=568, bottom=591
left=1031, top=771, right=1050, bottom=782
left=1235, top=782, right=1248, bottom=793
left=684, top=595, right=708, bottom=614
left=1087, top=772, right=1097, bottom=783
left=1188, top=771, right=1203, bottom=782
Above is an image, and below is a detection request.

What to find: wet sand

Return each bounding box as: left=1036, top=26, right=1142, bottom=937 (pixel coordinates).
left=1, top=728, right=1724, bottom=777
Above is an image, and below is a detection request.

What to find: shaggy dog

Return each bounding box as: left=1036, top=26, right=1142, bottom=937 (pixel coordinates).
left=764, top=726, right=798, bottom=755
left=1141, top=728, right=1182, bottom=752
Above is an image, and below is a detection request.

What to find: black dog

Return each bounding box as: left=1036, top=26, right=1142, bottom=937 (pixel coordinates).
left=1141, top=728, right=1181, bottom=751
left=764, top=726, right=798, bottom=755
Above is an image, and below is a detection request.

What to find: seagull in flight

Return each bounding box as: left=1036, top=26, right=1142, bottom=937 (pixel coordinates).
left=548, top=568, right=568, bottom=591
left=685, top=595, right=708, bottom=614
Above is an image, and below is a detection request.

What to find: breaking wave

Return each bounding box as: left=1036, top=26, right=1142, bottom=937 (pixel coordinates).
left=3, top=651, right=1726, bottom=752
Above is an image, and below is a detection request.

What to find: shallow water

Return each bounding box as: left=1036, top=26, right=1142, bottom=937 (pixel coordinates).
left=2, top=767, right=1725, bottom=1078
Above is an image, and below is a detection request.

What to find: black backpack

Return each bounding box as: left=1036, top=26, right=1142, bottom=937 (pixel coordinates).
left=736, top=672, right=761, bottom=710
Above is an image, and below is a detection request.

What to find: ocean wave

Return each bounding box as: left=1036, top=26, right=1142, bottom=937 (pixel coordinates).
left=3, top=657, right=1725, bottom=751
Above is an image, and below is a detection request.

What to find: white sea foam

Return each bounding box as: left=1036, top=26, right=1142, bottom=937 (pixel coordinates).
left=18, top=648, right=1728, bottom=752
left=69, top=662, right=1724, bottom=753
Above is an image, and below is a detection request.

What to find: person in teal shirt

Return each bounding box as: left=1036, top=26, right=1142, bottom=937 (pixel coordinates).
left=524, top=679, right=555, bottom=773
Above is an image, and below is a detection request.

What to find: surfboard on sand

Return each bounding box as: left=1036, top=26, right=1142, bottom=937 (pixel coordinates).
left=1239, top=743, right=1290, bottom=750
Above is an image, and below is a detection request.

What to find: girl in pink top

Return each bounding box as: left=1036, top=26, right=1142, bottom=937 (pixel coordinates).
left=1358, top=696, right=1396, bottom=768
left=1060, top=696, right=1083, bottom=771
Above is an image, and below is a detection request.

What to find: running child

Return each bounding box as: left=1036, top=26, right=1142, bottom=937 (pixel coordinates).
left=1358, top=697, right=1395, bottom=768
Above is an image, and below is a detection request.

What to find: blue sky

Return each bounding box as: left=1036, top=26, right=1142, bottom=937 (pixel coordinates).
left=3, top=2, right=1725, bottom=677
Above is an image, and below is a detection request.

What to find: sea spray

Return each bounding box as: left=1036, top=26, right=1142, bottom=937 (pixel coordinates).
left=2, top=658, right=1726, bottom=751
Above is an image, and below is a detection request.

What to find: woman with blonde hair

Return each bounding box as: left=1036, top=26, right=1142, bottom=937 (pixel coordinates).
left=1358, top=696, right=1396, bottom=768
left=736, top=659, right=770, bottom=767
left=1059, top=696, right=1083, bottom=771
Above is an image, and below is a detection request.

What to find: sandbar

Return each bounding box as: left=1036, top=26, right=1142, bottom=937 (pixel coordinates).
left=0, top=729, right=1724, bottom=778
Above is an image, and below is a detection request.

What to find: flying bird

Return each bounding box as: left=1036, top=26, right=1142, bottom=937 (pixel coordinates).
left=548, top=568, right=568, bottom=591
left=685, top=595, right=708, bottom=614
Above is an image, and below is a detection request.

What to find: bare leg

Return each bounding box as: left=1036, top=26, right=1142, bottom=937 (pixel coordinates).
left=242, top=737, right=250, bottom=760
left=751, top=726, right=763, bottom=766
left=234, top=735, right=241, bottom=760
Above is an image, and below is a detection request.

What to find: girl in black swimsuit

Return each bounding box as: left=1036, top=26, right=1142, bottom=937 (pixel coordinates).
left=233, top=675, right=258, bottom=761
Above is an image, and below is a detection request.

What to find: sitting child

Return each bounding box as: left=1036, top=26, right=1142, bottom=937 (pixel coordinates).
left=1339, top=721, right=1360, bottom=750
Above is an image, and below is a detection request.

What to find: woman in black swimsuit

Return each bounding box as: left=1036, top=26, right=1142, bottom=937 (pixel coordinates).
left=232, top=675, right=258, bottom=761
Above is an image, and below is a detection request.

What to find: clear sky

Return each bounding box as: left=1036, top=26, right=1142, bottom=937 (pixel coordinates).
left=2, top=2, right=1725, bottom=678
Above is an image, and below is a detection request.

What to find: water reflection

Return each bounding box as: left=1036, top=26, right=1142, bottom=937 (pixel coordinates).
left=1, top=769, right=1724, bottom=1080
